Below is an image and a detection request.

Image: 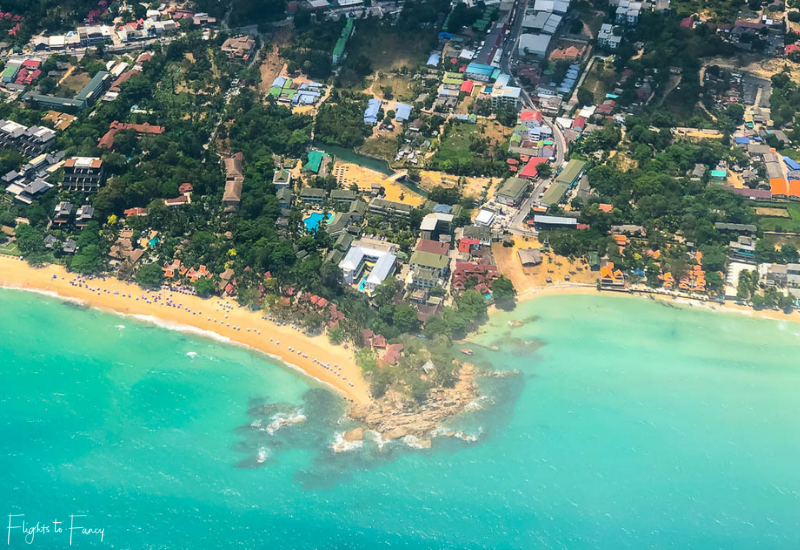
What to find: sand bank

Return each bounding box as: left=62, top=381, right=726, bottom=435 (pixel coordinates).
left=0, top=256, right=370, bottom=404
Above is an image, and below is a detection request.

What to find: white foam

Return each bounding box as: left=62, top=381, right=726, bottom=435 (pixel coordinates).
left=264, top=410, right=306, bottom=435
left=256, top=446, right=270, bottom=464
left=0, top=285, right=87, bottom=306
left=330, top=431, right=364, bottom=453
left=186, top=351, right=198, bottom=358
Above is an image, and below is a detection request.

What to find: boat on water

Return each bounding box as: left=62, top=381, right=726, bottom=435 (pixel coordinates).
left=461, top=349, right=474, bottom=356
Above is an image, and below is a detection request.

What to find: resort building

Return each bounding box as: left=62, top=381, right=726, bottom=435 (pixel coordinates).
left=222, top=153, right=244, bottom=213
left=339, top=238, right=398, bottom=292
left=408, top=266, right=440, bottom=291
left=518, top=248, right=543, bottom=267
left=330, top=189, right=357, bottom=204
left=300, top=187, right=326, bottom=204
left=74, top=204, right=94, bottom=227
left=53, top=201, right=73, bottom=225
left=409, top=250, right=450, bottom=278
left=0, top=120, right=56, bottom=156
left=272, top=169, right=291, bottom=189
left=98, top=121, right=165, bottom=149
left=221, top=35, right=256, bottom=60
left=369, top=197, right=414, bottom=218
left=62, top=157, right=105, bottom=192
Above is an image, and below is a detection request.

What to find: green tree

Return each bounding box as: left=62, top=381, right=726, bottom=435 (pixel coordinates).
left=136, top=262, right=164, bottom=289
left=492, top=276, right=516, bottom=302
left=392, top=304, right=420, bottom=334
left=328, top=325, right=345, bottom=345
left=193, top=277, right=216, bottom=297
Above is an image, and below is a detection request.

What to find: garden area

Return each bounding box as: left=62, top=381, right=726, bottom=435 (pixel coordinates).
left=428, top=120, right=511, bottom=176
left=758, top=202, right=800, bottom=233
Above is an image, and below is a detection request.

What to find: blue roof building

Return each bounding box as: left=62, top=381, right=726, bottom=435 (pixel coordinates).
left=784, top=156, right=800, bottom=171
left=734, top=136, right=750, bottom=145
left=272, top=76, right=287, bottom=88
left=433, top=204, right=453, bottom=214
left=364, top=98, right=381, bottom=125
left=427, top=53, right=440, bottom=67
left=465, top=63, right=495, bottom=82
left=395, top=103, right=412, bottom=122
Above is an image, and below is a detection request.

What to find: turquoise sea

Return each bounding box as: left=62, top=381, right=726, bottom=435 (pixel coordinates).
left=2, top=289, right=800, bottom=549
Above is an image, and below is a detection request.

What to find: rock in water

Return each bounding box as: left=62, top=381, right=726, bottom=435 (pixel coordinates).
left=343, top=427, right=364, bottom=442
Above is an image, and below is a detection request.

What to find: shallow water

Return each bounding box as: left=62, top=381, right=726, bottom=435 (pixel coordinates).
left=2, top=290, right=799, bottom=548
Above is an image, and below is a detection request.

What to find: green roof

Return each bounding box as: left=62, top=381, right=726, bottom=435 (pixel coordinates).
left=443, top=77, right=463, bottom=85
left=282, top=78, right=294, bottom=89
left=496, top=177, right=528, bottom=201
left=410, top=250, right=450, bottom=270
left=75, top=71, right=109, bottom=102
left=2, top=64, right=18, bottom=78
left=304, top=150, right=329, bottom=173
left=444, top=72, right=463, bottom=81
left=555, top=159, right=586, bottom=186
left=268, top=86, right=282, bottom=97
left=540, top=182, right=569, bottom=206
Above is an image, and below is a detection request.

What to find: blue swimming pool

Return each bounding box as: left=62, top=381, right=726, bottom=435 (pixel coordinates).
left=303, top=212, right=333, bottom=231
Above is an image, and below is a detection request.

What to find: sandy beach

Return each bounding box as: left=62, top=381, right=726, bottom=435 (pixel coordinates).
left=0, top=256, right=371, bottom=405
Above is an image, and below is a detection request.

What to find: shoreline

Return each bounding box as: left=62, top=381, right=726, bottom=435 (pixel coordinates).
left=0, top=256, right=371, bottom=405
left=496, top=283, right=800, bottom=325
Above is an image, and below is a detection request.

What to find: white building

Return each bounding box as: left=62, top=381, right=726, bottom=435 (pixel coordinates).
left=339, top=240, right=398, bottom=291
left=474, top=209, right=496, bottom=227
left=518, top=34, right=552, bottom=59
left=598, top=24, right=622, bottom=49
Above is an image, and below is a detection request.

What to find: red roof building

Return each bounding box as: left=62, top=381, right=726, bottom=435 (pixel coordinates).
left=416, top=239, right=450, bottom=255
left=98, top=121, right=166, bottom=149
left=520, top=157, right=548, bottom=179
left=123, top=207, right=148, bottom=217
left=519, top=110, right=542, bottom=123
left=460, top=80, right=474, bottom=94
left=458, top=238, right=480, bottom=254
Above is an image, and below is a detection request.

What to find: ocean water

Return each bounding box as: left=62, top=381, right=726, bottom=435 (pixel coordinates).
left=2, top=289, right=800, bottom=549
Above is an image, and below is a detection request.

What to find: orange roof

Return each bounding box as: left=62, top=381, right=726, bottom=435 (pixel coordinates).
left=598, top=203, right=613, bottom=213
left=790, top=179, right=800, bottom=198
left=695, top=251, right=703, bottom=264
left=612, top=234, right=627, bottom=246
left=770, top=177, right=788, bottom=196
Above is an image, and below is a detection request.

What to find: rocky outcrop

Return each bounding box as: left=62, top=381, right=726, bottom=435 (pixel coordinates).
left=343, top=427, right=364, bottom=442
left=347, top=364, right=479, bottom=442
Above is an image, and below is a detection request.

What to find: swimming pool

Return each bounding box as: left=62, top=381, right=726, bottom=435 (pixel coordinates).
left=303, top=212, right=333, bottom=231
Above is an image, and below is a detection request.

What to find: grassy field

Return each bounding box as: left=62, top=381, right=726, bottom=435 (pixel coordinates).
left=348, top=25, right=436, bottom=72
left=434, top=122, right=483, bottom=165
left=433, top=120, right=510, bottom=167
left=580, top=61, right=616, bottom=103
left=374, top=74, right=415, bottom=102
left=0, top=241, right=20, bottom=256
left=759, top=202, right=800, bottom=232
left=60, top=71, right=91, bottom=95
left=358, top=135, right=398, bottom=162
